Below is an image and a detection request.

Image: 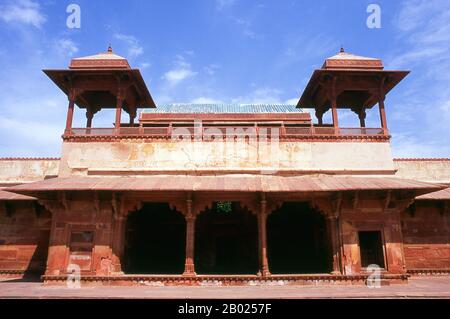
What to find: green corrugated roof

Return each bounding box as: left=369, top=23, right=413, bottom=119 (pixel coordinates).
left=142, top=104, right=303, bottom=113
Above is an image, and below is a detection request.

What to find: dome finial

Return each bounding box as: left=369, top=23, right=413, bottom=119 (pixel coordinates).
left=107, top=44, right=113, bottom=53
left=340, top=46, right=345, bottom=53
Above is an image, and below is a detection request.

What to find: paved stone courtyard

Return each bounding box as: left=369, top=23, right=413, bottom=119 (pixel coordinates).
left=0, top=276, right=449, bottom=299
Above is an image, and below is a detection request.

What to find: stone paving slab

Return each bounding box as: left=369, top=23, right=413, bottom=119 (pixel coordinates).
left=0, top=277, right=449, bottom=299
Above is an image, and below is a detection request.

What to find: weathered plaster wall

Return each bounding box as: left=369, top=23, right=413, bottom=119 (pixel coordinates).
left=0, top=202, right=51, bottom=274
left=59, top=141, right=395, bottom=176
left=401, top=203, right=449, bottom=270
left=0, top=159, right=60, bottom=185
left=394, top=160, right=450, bottom=183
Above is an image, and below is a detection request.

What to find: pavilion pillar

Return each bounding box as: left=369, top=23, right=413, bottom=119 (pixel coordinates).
left=330, top=77, right=339, bottom=135
left=65, top=92, right=76, bottom=135
left=183, top=199, right=196, bottom=276
left=115, top=90, right=123, bottom=135
left=378, top=94, right=388, bottom=135
left=86, top=109, right=94, bottom=134
left=378, top=79, right=388, bottom=135
left=258, top=196, right=270, bottom=276
left=129, top=111, right=136, bottom=125
left=358, top=108, right=366, bottom=128
left=315, top=109, right=323, bottom=126
left=326, top=215, right=342, bottom=275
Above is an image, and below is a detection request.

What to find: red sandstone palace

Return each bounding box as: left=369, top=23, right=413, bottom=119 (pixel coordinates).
left=0, top=47, right=448, bottom=285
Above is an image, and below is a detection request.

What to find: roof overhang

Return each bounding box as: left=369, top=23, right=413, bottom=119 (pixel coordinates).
left=0, top=189, right=36, bottom=201
left=43, top=69, right=156, bottom=109
left=416, top=187, right=450, bottom=201
left=297, top=69, right=409, bottom=109
left=7, top=176, right=443, bottom=197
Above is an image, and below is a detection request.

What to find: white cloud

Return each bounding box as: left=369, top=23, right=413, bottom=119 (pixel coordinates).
left=113, top=33, right=144, bottom=58
left=278, top=33, right=338, bottom=67
left=162, top=55, right=198, bottom=86
left=191, top=97, right=224, bottom=104
left=54, top=39, right=79, bottom=58
left=284, top=98, right=298, bottom=105
left=385, top=0, right=450, bottom=157
left=234, top=17, right=258, bottom=39
left=391, top=133, right=449, bottom=158
left=164, top=69, right=197, bottom=85
left=0, top=0, right=46, bottom=28
left=216, top=0, right=236, bottom=10
left=0, top=115, right=63, bottom=157
left=231, top=87, right=284, bottom=104
left=203, top=64, right=220, bottom=76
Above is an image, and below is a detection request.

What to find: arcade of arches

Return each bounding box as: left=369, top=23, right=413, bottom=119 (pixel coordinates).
left=120, top=200, right=332, bottom=275
left=31, top=190, right=416, bottom=284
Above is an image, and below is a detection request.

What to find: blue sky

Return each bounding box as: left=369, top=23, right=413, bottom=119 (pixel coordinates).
left=0, top=0, right=449, bottom=158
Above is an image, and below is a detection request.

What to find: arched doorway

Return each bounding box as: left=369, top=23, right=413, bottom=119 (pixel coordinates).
left=195, top=202, right=258, bottom=274
left=123, top=203, right=186, bottom=274
left=267, top=202, right=330, bottom=274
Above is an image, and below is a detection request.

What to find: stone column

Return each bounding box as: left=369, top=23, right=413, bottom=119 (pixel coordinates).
left=315, top=109, right=323, bottom=126
left=65, top=94, right=75, bottom=135
left=329, top=76, right=339, bottom=134
left=379, top=79, right=388, bottom=135
left=379, top=97, right=388, bottom=135
left=111, top=215, right=126, bottom=273
left=86, top=110, right=93, bottom=135
left=183, top=199, right=196, bottom=276
left=326, top=215, right=342, bottom=275
left=358, top=108, right=367, bottom=128
left=129, top=110, right=136, bottom=125
left=258, top=198, right=271, bottom=276
left=115, top=90, right=123, bottom=135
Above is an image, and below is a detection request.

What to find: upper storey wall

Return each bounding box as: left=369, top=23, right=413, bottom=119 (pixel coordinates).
left=394, top=159, right=450, bottom=183
left=58, top=140, right=396, bottom=177
left=0, top=159, right=60, bottom=185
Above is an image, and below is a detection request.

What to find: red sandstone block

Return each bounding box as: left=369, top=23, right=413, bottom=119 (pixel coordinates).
left=0, top=250, right=17, bottom=260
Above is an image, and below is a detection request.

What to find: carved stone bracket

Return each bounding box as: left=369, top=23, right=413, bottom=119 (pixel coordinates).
left=192, top=199, right=213, bottom=217
left=389, top=196, right=416, bottom=214
left=266, top=200, right=283, bottom=215
left=38, top=199, right=66, bottom=214
left=352, top=191, right=359, bottom=211
left=58, top=192, right=69, bottom=214
left=240, top=199, right=260, bottom=215
left=169, top=200, right=188, bottom=216
left=68, top=87, right=84, bottom=102
left=93, top=192, right=100, bottom=215
left=113, top=196, right=143, bottom=220
left=384, top=190, right=392, bottom=211
left=311, top=193, right=342, bottom=218
left=111, top=193, right=140, bottom=221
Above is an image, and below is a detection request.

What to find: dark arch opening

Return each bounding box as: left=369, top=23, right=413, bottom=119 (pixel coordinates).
left=267, top=202, right=330, bottom=274
left=123, top=203, right=186, bottom=274
left=194, top=202, right=258, bottom=274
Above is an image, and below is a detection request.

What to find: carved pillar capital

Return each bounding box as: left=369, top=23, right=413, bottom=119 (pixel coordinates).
left=38, top=200, right=62, bottom=214
left=311, top=195, right=342, bottom=219
left=68, top=87, right=82, bottom=102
